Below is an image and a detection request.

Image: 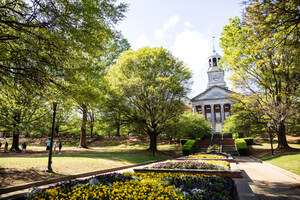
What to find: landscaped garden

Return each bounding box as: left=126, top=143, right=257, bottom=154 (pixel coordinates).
left=149, top=160, right=230, bottom=170
left=187, top=153, right=228, bottom=159
left=26, top=172, right=236, bottom=200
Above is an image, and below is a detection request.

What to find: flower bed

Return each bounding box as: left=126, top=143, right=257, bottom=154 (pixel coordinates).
left=26, top=172, right=236, bottom=200
left=187, top=153, right=228, bottom=159
left=150, top=160, right=230, bottom=170
left=208, top=144, right=221, bottom=153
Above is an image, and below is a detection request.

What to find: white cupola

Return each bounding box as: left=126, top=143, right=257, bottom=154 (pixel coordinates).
left=207, top=37, right=227, bottom=89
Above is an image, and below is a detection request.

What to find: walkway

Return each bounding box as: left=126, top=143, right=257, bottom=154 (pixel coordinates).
left=235, top=156, right=300, bottom=200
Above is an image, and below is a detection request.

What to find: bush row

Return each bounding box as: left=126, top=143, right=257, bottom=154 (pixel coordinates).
left=235, top=139, right=248, bottom=155
left=181, top=140, right=197, bottom=156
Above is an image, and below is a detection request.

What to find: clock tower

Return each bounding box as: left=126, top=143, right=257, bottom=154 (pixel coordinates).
left=190, top=37, right=234, bottom=133
left=207, top=38, right=227, bottom=89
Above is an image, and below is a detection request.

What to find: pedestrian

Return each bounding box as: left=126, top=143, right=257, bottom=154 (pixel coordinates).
left=46, top=138, right=51, bottom=154
left=53, top=141, right=57, bottom=154
left=21, top=142, right=27, bottom=153
left=58, top=139, right=62, bottom=154
left=0, top=141, right=2, bottom=152
left=4, top=142, right=8, bottom=153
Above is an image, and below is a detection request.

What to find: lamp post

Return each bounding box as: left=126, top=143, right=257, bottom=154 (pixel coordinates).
left=46, top=102, right=59, bottom=172
left=267, top=122, right=274, bottom=156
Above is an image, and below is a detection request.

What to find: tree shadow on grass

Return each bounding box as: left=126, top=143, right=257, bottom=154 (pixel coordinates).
left=259, top=151, right=300, bottom=161
left=34, top=151, right=170, bottom=164
left=0, top=167, right=64, bottom=188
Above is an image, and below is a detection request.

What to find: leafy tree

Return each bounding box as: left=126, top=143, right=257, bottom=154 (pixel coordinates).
left=176, top=112, right=212, bottom=140
left=0, top=84, right=50, bottom=151
left=108, top=47, right=192, bottom=151
left=220, top=0, right=299, bottom=149
left=98, top=38, right=131, bottom=137
left=0, top=0, right=128, bottom=90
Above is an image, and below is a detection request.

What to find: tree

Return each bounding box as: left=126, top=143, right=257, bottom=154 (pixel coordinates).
left=0, top=84, right=50, bottom=151
left=0, top=0, right=128, bottom=90
left=220, top=0, right=299, bottom=149
left=177, top=112, right=212, bottom=140
left=108, top=47, right=192, bottom=151
left=163, top=112, right=212, bottom=143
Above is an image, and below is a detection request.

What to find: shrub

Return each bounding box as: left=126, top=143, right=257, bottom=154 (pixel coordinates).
left=235, top=139, right=247, bottom=155
left=243, top=137, right=254, bottom=145
left=180, top=139, right=188, bottom=146
left=182, top=140, right=197, bottom=156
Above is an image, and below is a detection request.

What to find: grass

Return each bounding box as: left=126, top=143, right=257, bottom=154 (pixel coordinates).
left=258, top=152, right=300, bottom=175
left=0, top=152, right=170, bottom=175
left=0, top=151, right=171, bottom=188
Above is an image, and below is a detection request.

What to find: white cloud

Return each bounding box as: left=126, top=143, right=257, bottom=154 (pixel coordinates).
left=155, top=15, right=179, bottom=41
left=154, top=29, right=165, bottom=42
left=163, top=15, right=179, bottom=30
left=132, top=35, right=151, bottom=50
left=170, top=30, right=211, bottom=98
left=184, top=21, right=193, bottom=29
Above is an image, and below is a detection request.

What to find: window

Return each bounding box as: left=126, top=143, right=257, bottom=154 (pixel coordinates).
left=213, top=58, right=217, bottom=66
left=216, top=112, right=221, bottom=122
left=206, top=113, right=212, bottom=122
left=225, top=112, right=230, bottom=118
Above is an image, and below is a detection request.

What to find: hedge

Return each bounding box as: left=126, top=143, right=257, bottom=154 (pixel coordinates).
left=180, top=139, right=189, bottom=146
left=235, top=139, right=248, bottom=156
left=243, top=137, right=254, bottom=145
left=182, top=140, right=197, bottom=156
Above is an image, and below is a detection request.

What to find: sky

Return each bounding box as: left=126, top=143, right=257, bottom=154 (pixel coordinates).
left=116, top=0, right=245, bottom=98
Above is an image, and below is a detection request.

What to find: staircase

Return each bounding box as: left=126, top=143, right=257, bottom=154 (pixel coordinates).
left=195, top=133, right=238, bottom=156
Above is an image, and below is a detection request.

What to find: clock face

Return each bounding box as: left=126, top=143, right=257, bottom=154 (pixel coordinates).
left=212, top=74, right=220, bottom=82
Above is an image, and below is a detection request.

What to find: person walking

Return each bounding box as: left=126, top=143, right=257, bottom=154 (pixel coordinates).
left=53, top=141, right=57, bottom=154
left=58, top=139, right=62, bottom=154
left=4, top=142, right=8, bottom=153
left=21, top=142, right=27, bottom=153
left=0, top=141, right=2, bottom=152
left=46, top=138, right=51, bottom=154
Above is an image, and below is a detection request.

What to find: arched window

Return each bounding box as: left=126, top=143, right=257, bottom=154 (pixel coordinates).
left=213, top=58, right=217, bottom=66
left=209, top=59, right=212, bottom=67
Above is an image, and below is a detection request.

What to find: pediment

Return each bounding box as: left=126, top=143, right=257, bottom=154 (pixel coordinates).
left=191, top=86, right=233, bottom=101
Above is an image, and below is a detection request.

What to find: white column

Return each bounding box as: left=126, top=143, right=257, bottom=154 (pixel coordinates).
left=202, top=104, right=205, bottom=118
left=221, top=104, right=225, bottom=125
left=192, top=106, right=196, bottom=114
left=211, top=104, right=215, bottom=132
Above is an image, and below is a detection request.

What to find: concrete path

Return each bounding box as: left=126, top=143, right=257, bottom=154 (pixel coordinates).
left=235, top=156, right=300, bottom=200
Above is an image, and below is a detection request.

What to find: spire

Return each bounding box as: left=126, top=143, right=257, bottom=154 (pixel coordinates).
left=212, top=36, right=216, bottom=53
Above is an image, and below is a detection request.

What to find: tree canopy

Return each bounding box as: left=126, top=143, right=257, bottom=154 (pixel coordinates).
left=220, top=0, right=300, bottom=148
left=108, top=47, right=192, bottom=150
left=0, top=0, right=128, bottom=90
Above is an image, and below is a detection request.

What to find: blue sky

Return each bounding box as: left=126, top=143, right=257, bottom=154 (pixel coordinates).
left=116, top=0, right=244, bottom=97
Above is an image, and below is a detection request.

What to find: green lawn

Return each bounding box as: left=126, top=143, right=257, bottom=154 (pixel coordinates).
left=258, top=152, right=300, bottom=175
left=0, top=152, right=170, bottom=175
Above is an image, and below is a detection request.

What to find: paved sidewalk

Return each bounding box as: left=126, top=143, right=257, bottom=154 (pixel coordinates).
left=235, top=156, right=300, bottom=200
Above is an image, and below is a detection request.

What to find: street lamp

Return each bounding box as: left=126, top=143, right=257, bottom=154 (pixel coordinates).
left=46, top=102, right=59, bottom=172
left=267, top=122, right=274, bottom=156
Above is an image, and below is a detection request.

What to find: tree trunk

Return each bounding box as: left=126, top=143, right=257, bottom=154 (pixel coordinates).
left=55, top=125, right=59, bottom=138
left=148, top=131, right=158, bottom=151
left=90, top=114, right=94, bottom=138
left=10, top=132, right=21, bottom=152
left=79, top=104, right=88, bottom=148
left=116, top=124, right=120, bottom=136
left=11, top=111, right=21, bottom=152
left=276, top=121, right=289, bottom=149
